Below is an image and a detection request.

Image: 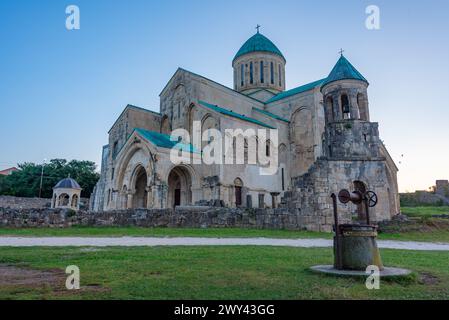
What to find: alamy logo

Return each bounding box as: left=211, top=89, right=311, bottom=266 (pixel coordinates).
left=365, top=265, right=380, bottom=289
left=365, top=5, right=381, bottom=30
left=169, top=121, right=279, bottom=175
left=65, top=265, right=80, bottom=290
left=66, top=5, right=80, bottom=30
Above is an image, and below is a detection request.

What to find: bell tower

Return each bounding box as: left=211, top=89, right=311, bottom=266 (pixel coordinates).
left=321, top=54, right=380, bottom=159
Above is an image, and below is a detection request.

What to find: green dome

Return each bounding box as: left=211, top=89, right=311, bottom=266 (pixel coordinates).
left=233, top=32, right=285, bottom=63
left=322, top=55, right=368, bottom=88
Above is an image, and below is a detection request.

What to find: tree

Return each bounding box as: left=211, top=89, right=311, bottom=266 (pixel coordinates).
left=0, top=159, right=100, bottom=198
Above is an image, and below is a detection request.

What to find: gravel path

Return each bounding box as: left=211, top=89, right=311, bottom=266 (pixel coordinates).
left=0, top=237, right=448, bottom=251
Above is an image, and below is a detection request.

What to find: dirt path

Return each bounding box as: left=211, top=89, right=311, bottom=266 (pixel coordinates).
left=0, top=237, right=448, bottom=251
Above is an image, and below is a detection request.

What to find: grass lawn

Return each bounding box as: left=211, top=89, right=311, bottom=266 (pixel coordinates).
left=0, top=246, right=448, bottom=300
left=401, top=206, right=449, bottom=217
left=0, top=226, right=448, bottom=243
left=0, top=226, right=332, bottom=239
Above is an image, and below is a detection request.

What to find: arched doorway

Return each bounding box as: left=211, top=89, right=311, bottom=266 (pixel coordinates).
left=71, top=194, right=79, bottom=208
left=59, top=193, right=70, bottom=206
left=234, top=178, right=243, bottom=207
left=167, top=166, right=193, bottom=208
left=133, top=167, right=148, bottom=208
left=353, top=180, right=367, bottom=221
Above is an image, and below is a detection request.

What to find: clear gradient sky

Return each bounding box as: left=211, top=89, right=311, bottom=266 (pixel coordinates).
left=0, top=0, right=448, bottom=192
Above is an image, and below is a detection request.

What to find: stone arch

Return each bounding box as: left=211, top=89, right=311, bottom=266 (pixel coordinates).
left=290, top=107, right=314, bottom=175
left=59, top=193, right=70, bottom=206
left=234, top=178, right=243, bottom=207
left=131, top=165, right=148, bottom=208
left=114, top=140, right=154, bottom=193
left=325, top=96, right=334, bottom=123
left=71, top=194, right=79, bottom=208
left=166, top=165, right=198, bottom=208
left=201, top=114, right=219, bottom=150
left=340, top=94, right=350, bottom=119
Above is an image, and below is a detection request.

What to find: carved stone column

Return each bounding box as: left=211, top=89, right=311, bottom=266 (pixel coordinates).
left=146, top=186, right=154, bottom=208
left=127, top=191, right=134, bottom=209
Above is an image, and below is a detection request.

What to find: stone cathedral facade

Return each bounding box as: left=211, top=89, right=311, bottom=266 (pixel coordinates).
left=91, top=31, right=400, bottom=230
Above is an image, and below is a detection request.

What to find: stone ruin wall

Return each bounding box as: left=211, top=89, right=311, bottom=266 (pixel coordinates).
left=0, top=196, right=90, bottom=210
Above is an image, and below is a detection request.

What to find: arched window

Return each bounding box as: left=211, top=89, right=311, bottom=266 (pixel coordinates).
left=270, top=62, right=274, bottom=84
left=281, top=168, right=285, bottom=191
left=250, top=62, right=253, bottom=84
left=266, top=139, right=271, bottom=157
left=341, top=94, right=350, bottom=119
left=234, top=178, right=243, bottom=207
left=326, top=96, right=335, bottom=122
left=59, top=193, right=70, bottom=206
left=112, top=141, right=118, bottom=159
left=240, top=64, right=244, bottom=86
left=244, top=138, right=248, bottom=163
left=71, top=194, right=79, bottom=207
left=201, top=115, right=219, bottom=151
left=278, top=64, right=282, bottom=86
left=260, top=61, right=264, bottom=83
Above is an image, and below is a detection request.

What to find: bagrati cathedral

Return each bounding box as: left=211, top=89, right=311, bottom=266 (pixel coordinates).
left=91, top=30, right=400, bottom=230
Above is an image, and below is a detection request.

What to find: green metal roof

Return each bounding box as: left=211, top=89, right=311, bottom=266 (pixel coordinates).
left=252, top=107, right=289, bottom=123
left=265, top=79, right=326, bottom=104
left=134, top=128, right=199, bottom=153
left=321, top=55, right=368, bottom=88
left=198, top=100, right=276, bottom=129
left=233, top=32, right=285, bottom=63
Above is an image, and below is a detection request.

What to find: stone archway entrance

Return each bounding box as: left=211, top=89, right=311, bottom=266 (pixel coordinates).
left=133, top=167, right=148, bottom=208
left=167, top=166, right=193, bottom=208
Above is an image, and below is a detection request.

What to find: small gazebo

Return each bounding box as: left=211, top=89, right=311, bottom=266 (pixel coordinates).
left=51, top=177, right=82, bottom=210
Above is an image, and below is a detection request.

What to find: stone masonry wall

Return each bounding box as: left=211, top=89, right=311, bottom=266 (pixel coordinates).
left=0, top=196, right=51, bottom=209
left=0, top=196, right=91, bottom=210
left=0, top=207, right=319, bottom=231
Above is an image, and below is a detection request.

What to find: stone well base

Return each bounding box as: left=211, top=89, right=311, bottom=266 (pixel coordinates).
left=310, top=265, right=412, bottom=278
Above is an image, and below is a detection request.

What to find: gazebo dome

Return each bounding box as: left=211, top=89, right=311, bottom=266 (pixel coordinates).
left=54, top=177, right=81, bottom=190
left=52, top=177, right=82, bottom=210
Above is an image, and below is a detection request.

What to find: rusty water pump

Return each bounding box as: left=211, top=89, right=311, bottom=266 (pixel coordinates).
left=331, top=189, right=384, bottom=271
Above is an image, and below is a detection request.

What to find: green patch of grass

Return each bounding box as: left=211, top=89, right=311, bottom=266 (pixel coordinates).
left=0, top=246, right=447, bottom=300
left=401, top=206, right=449, bottom=218
left=1, top=225, right=449, bottom=242
left=377, top=230, right=449, bottom=243
left=0, top=226, right=332, bottom=239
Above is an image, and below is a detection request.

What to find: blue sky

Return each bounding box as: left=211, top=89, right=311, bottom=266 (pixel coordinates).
left=0, top=0, right=448, bottom=192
